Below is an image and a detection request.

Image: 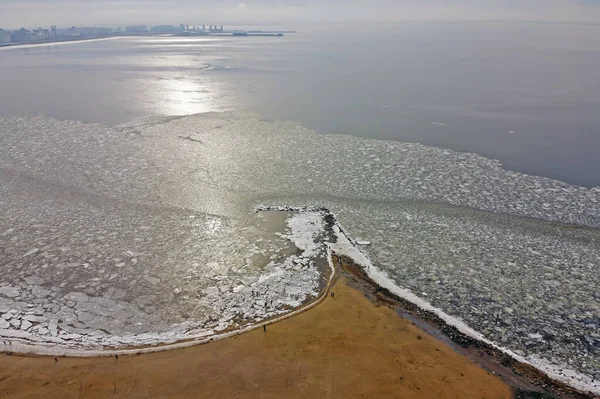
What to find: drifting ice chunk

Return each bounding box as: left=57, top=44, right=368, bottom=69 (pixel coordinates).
left=23, top=248, right=39, bottom=257
left=31, top=286, right=52, bottom=298
left=60, top=334, right=83, bottom=340
left=23, top=315, right=47, bottom=323
left=0, top=286, right=19, bottom=298
left=20, top=320, right=32, bottom=330
left=233, top=285, right=246, bottom=293
left=0, top=329, right=32, bottom=339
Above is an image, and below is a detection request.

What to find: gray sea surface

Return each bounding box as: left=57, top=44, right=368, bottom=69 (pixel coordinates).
left=0, top=22, right=600, bottom=186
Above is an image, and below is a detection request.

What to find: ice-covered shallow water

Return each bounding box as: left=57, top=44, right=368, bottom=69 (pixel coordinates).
left=0, top=205, right=330, bottom=349
left=0, top=111, right=598, bottom=390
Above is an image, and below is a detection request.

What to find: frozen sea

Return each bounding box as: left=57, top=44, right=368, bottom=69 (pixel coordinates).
left=0, top=22, right=599, bottom=391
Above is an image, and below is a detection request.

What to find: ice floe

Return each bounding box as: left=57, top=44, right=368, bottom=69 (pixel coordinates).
left=0, top=211, right=331, bottom=355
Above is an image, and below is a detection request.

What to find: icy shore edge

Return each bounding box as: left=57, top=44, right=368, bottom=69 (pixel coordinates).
left=261, top=206, right=600, bottom=395
left=0, top=210, right=334, bottom=358
left=1, top=206, right=598, bottom=395
left=316, top=211, right=599, bottom=396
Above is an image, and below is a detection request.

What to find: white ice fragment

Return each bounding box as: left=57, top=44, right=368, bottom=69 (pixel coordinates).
left=60, top=333, right=82, bottom=340
left=20, top=320, right=32, bottom=330
left=0, top=286, right=19, bottom=298
left=31, top=286, right=52, bottom=298
left=24, top=276, right=45, bottom=285
left=23, top=315, right=47, bottom=323
left=242, top=276, right=258, bottom=286
left=23, top=248, right=39, bottom=257
left=65, top=292, right=89, bottom=303
left=0, top=329, right=32, bottom=339
left=233, top=285, right=245, bottom=293
left=528, top=333, right=543, bottom=340
left=0, top=320, right=9, bottom=329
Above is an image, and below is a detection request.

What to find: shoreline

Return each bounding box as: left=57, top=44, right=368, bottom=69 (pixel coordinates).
left=1, top=207, right=597, bottom=397
left=0, top=262, right=515, bottom=398
left=0, top=244, right=335, bottom=358
left=322, top=213, right=600, bottom=396
left=0, top=31, right=285, bottom=51
left=337, top=255, right=596, bottom=399
left=0, top=36, right=123, bottom=51
left=0, top=254, right=595, bottom=397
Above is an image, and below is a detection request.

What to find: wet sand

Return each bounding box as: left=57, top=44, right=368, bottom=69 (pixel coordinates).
left=0, top=270, right=513, bottom=399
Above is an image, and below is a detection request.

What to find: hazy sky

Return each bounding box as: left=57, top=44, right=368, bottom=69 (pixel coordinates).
left=0, top=0, right=599, bottom=29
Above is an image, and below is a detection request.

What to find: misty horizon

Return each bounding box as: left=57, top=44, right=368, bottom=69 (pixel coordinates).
left=1, top=0, right=600, bottom=29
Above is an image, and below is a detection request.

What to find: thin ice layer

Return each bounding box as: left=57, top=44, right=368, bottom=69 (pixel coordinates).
left=0, top=212, right=328, bottom=352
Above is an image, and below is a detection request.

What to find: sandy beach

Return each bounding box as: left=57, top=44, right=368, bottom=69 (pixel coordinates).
left=0, top=262, right=516, bottom=398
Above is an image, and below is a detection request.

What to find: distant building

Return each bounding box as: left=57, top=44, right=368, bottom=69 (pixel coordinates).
left=207, top=25, right=224, bottom=33
left=77, top=26, right=112, bottom=36
left=150, top=25, right=179, bottom=34
left=55, top=28, right=70, bottom=38
left=10, top=28, right=29, bottom=43
left=28, top=28, right=53, bottom=42
left=180, top=24, right=186, bottom=32
left=4, top=25, right=112, bottom=43
left=0, top=29, right=11, bottom=44
left=66, top=26, right=81, bottom=37
left=125, top=25, right=148, bottom=34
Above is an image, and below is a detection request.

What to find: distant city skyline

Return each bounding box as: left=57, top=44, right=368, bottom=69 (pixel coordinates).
left=1, top=0, right=600, bottom=29
left=0, top=23, right=288, bottom=46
